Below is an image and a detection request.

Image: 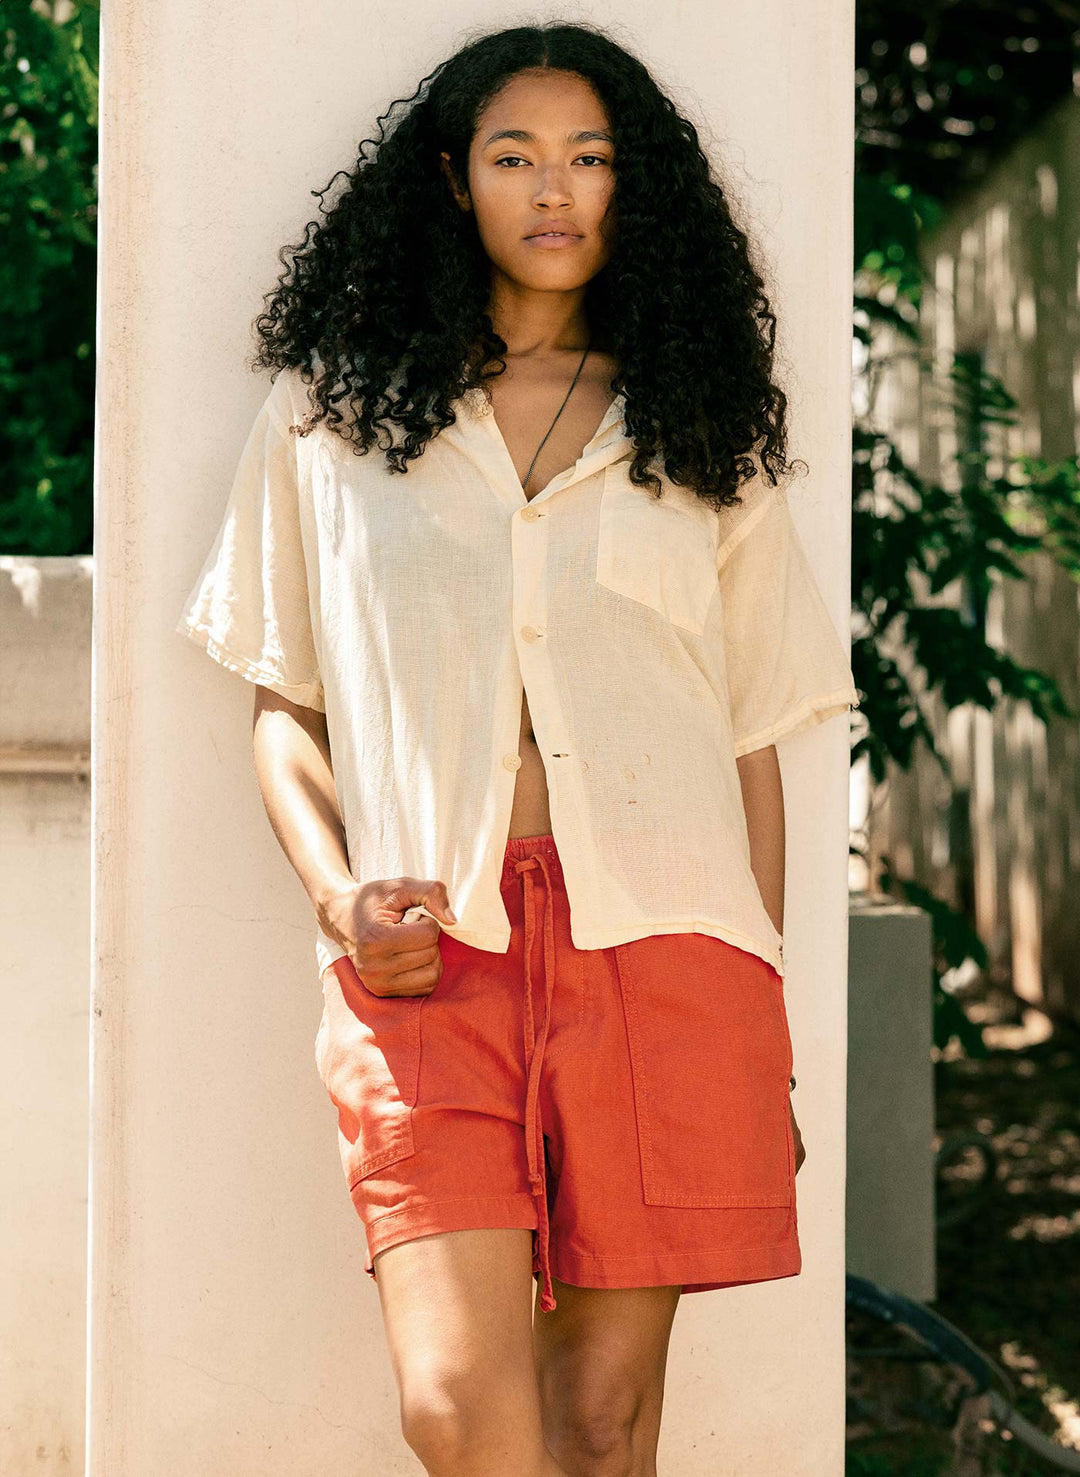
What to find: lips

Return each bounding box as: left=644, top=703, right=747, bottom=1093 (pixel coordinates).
left=525, top=225, right=583, bottom=239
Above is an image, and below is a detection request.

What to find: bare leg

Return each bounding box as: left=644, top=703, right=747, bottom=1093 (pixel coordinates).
left=532, top=1277, right=681, bottom=1477
left=372, top=1227, right=570, bottom=1476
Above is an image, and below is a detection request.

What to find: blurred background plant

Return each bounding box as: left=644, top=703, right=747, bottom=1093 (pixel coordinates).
left=849, top=3, right=1080, bottom=1470
left=1, top=0, right=97, bottom=556
left=852, top=0, right=1080, bottom=1059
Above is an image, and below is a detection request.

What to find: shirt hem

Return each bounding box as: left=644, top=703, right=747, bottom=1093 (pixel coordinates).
left=317, top=917, right=783, bottom=974
left=316, top=915, right=780, bottom=974
left=732, top=685, right=859, bottom=758
left=569, top=917, right=784, bottom=976
left=176, top=616, right=326, bottom=712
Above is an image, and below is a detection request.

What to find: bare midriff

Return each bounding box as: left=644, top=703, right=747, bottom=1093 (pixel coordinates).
left=507, top=687, right=554, bottom=838
left=491, top=348, right=620, bottom=842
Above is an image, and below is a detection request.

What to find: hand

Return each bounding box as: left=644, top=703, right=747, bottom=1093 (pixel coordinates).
left=789, top=1096, right=806, bottom=1175
left=318, top=875, right=458, bottom=997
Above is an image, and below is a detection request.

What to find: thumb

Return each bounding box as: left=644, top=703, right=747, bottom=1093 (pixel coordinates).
left=423, top=879, right=458, bottom=926
left=396, top=880, right=458, bottom=928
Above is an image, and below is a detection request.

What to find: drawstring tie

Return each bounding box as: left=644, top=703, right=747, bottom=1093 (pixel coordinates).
left=514, top=851, right=558, bottom=1313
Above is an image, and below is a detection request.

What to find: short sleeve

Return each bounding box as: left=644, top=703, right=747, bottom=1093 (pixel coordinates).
left=174, top=372, right=325, bottom=712
left=716, top=481, right=859, bottom=757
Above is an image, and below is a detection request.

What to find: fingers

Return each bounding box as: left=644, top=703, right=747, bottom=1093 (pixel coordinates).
left=400, top=903, right=444, bottom=927
left=350, top=878, right=457, bottom=996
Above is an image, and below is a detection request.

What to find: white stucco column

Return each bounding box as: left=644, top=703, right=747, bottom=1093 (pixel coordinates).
left=89, top=4, right=854, bottom=1472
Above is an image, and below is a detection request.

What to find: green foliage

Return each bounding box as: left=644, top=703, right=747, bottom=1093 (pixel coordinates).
left=852, top=70, right=1080, bottom=1056
left=851, top=364, right=1079, bottom=1054
left=853, top=175, right=940, bottom=320
left=856, top=2, right=1080, bottom=202
left=0, top=0, right=99, bottom=555
left=851, top=404, right=1078, bottom=792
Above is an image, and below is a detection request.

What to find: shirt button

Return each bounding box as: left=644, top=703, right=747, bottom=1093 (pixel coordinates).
left=502, top=753, right=522, bottom=771
left=521, top=505, right=541, bottom=521
left=520, top=625, right=543, bottom=642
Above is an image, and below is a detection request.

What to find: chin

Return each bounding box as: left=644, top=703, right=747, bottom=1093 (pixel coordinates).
left=513, top=251, right=603, bottom=283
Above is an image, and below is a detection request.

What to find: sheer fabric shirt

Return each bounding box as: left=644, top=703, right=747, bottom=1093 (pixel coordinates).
left=175, top=365, right=860, bottom=979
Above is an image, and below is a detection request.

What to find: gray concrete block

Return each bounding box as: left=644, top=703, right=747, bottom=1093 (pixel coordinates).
left=847, top=895, right=936, bottom=1301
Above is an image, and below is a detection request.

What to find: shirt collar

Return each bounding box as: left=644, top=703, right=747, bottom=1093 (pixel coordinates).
left=306, top=355, right=634, bottom=500
left=453, top=387, right=633, bottom=507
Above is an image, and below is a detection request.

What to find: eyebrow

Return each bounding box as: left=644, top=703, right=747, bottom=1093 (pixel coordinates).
left=481, top=128, right=615, bottom=148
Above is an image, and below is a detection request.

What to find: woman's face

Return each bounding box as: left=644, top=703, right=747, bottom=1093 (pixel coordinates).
left=442, top=68, right=616, bottom=292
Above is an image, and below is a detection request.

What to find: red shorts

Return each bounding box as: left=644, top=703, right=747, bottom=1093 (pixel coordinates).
left=315, top=832, right=800, bottom=1312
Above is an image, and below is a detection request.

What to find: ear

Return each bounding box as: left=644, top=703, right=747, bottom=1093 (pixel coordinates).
left=440, top=151, right=471, bottom=213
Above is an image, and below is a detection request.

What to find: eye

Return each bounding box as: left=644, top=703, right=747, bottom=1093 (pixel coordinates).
left=493, top=154, right=612, bottom=168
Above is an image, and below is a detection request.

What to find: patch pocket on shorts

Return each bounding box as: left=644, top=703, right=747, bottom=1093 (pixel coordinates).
left=316, top=956, right=421, bottom=1188
left=613, top=935, right=794, bottom=1208
left=595, top=464, right=720, bottom=635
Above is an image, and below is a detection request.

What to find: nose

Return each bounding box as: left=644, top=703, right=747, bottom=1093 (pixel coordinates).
left=531, top=166, right=573, bottom=210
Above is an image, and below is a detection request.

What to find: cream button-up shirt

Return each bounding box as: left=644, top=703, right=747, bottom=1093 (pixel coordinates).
left=176, top=365, right=859, bottom=979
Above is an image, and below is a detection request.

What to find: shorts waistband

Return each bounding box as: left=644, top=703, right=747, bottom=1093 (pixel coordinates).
left=501, top=832, right=563, bottom=888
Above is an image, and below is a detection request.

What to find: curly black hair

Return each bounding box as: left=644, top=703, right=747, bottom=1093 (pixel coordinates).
left=251, top=19, right=803, bottom=513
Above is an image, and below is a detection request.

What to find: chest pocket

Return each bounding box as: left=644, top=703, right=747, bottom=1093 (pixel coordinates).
left=595, top=464, right=720, bottom=635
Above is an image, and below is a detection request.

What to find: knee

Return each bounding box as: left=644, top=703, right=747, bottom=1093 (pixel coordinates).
left=398, top=1366, right=500, bottom=1473
left=550, top=1383, right=642, bottom=1472
left=399, top=1386, right=472, bottom=1471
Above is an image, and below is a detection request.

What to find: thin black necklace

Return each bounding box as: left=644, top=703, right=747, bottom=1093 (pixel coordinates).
left=520, top=338, right=592, bottom=496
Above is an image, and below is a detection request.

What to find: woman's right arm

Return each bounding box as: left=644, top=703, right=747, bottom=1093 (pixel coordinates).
left=251, top=684, right=354, bottom=926
left=250, top=684, right=456, bottom=996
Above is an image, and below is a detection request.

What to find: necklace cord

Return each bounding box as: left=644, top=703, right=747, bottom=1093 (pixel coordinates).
left=520, top=339, right=592, bottom=495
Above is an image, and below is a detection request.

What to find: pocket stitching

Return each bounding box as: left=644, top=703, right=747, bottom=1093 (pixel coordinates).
left=614, top=942, right=794, bottom=1208
left=346, top=1116, right=416, bottom=1187
left=318, top=959, right=422, bottom=1188
left=596, top=467, right=719, bottom=634
left=347, top=990, right=421, bottom=1187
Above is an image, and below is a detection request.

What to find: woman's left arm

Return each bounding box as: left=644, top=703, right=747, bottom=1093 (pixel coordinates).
left=734, top=744, right=785, bottom=938
left=734, top=743, right=806, bottom=1171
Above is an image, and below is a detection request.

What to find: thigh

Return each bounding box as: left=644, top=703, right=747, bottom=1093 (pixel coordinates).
left=374, top=1227, right=546, bottom=1432
left=531, top=1278, right=680, bottom=1456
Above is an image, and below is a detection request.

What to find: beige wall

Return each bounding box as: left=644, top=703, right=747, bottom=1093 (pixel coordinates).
left=90, top=3, right=856, bottom=1472
left=1, top=558, right=92, bottom=1477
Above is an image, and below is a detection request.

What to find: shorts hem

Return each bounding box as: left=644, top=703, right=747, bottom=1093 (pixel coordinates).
left=548, top=1235, right=802, bottom=1293
left=359, top=1193, right=540, bottom=1278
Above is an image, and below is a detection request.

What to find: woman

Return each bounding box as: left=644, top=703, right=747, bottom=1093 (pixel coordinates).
left=177, top=21, right=859, bottom=1476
